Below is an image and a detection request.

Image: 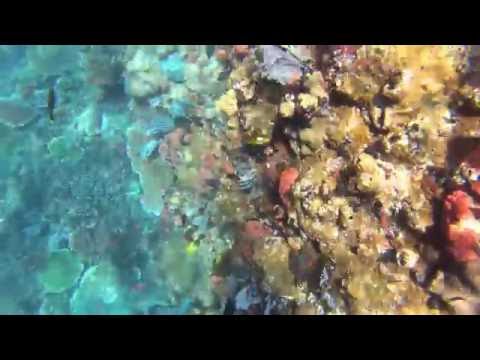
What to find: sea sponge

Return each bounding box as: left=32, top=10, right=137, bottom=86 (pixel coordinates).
left=243, top=102, right=278, bottom=145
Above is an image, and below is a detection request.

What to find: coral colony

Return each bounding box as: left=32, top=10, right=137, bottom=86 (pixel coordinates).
left=1, top=45, right=480, bottom=314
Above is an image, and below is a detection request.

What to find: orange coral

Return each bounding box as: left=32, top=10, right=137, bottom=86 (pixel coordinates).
left=279, top=167, right=300, bottom=208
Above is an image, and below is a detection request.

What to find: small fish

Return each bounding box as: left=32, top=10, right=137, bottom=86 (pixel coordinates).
left=238, top=168, right=257, bottom=192
left=47, top=87, right=56, bottom=121
left=206, top=45, right=215, bottom=58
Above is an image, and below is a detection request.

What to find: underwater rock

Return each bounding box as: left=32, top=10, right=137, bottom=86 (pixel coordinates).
left=0, top=97, right=36, bottom=128
left=47, top=135, right=80, bottom=161
left=234, top=283, right=263, bottom=313
left=38, top=249, right=84, bottom=294
left=259, top=45, right=306, bottom=86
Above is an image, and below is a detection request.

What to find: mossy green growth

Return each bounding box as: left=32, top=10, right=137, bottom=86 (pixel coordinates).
left=154, top=230, right=217, bottom=308
left=39, top=249, right=84, bottom=294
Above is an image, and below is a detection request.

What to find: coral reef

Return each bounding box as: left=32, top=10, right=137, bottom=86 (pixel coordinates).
left=4, top=45, right=480, bottom=315
left=207, top=45, right=480, bottom=314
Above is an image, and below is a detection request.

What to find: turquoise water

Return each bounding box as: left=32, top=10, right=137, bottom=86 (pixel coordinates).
left=0, top=45, right=235, bottom=315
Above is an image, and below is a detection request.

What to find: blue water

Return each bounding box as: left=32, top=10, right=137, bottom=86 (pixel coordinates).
left=0, top=45, right=230, bottom=315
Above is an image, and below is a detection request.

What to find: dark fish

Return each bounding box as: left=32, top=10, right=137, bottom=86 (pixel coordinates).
left=47, top=87, right=56, bottom=121
left=206, top=45, right=215, bottom=58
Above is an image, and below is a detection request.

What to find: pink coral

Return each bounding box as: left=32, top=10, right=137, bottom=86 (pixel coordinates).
left=242, top=220, right=273, bottom=242
left=443, top=190, right=480, bottom=262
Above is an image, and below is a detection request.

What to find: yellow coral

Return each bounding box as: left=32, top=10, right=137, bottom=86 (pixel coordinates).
left=300, top=116, right=330, bottom=150
left=328, top=107, right=372, bottom=154
left=298, top=93, right=318, bottom=111
left=335, top=72, right=381, bottom=104
left=305, top=71, right=328, bottom=99
left=355, top=153, right=386, bottom=193
left=216, top=89, right=238, bottom=117
left=280, top=100, right=295, bottom=118
left=364, top=45, right=462, bottom=110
